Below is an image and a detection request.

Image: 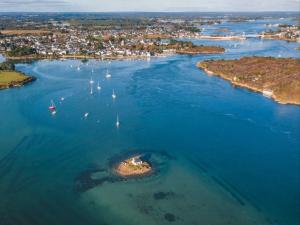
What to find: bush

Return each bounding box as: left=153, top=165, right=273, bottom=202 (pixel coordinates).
left=0, top=61, right=15, bottom=70
left=7, top=46, right=36, bottom=57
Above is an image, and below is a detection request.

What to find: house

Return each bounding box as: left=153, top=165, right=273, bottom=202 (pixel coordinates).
left=131, top=157, right=143, bottom=166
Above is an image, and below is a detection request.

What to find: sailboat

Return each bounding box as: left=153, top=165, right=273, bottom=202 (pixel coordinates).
left=48, top=100, right=56, bottom=111
left=116, top=114, right=120, bottom=128
left=77, top=66, right=80, bottom=71
left=84, top=112, right=89, bottom=118
left=105, top=68, right=111, bottom=78
left=90, top=77, right=94, bottom=84
left=112, top=89, right=116, bottom=99
left=97, top=81, right=101, bottom=90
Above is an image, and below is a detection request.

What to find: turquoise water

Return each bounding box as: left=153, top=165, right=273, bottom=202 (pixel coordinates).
left=0, top=21, right=300, bottom=225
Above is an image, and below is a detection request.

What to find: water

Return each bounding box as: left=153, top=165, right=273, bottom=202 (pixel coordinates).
left=0, top=19, right=300, bottom=225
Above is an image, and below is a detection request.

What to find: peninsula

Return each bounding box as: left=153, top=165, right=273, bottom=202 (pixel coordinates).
left=0, top=61, right=35, bottom=90
left=176, top=44, right=225, bottom=54
left=114, top=155, right=152, bottom=177
left=197, top=57, right=300, bottom=105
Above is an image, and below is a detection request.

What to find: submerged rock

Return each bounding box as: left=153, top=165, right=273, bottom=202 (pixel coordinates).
left=164, top=213, right=176, bottom=222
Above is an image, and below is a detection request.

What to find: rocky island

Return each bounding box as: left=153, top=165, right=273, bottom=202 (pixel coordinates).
left=0, top=61, right=35, bottom=90
left=197, top=56, right=300, bottom=105
left=114, top=155, right=152, bottom=177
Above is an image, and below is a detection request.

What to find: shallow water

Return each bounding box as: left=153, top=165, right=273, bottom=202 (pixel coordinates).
left=0, top=19, right=300, bottom=225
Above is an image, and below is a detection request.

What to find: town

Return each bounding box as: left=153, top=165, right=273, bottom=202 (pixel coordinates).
left=0, top=14, right=211, bottom=59
left=262, top=24, right=300, bottom=42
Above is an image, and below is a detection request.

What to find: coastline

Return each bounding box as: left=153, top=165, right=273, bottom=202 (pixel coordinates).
left=3, top=48, right=225, bottom=61
left=4, top=54, right=150, bottom=61
left=261, top=35, right=300, bottom=43
left=176, top=50, right=225, bottom=54
left=196, top=35, right=247, bottom=41
left=197, top=61, right=300, bottom=105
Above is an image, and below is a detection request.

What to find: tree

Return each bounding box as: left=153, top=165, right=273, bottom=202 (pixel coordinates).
left=0, top=61, right=15, bottom=70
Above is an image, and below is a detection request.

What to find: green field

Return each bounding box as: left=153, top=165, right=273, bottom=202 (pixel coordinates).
left=0, top=70, right=29, bottom=86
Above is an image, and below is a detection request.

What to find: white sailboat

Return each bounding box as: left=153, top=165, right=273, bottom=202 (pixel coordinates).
left=77, top=66, right=80, bottom=71
left=116, top=114, right=120, bottom=128
left=97, top=81, right=101, bottom=90
left=105, top=68, right=111, bottom=78
left=84, top=112, right=89, bottom=118
left=112, top=89, right=116, bottom=99
left=90, top=77, right=94, bottom=84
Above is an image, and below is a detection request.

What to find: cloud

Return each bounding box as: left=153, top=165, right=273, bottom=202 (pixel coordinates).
left=0, top=0, right=71, bottom=11
left=0, top=0, right=69, bottom=8
left=0, top=0, right=298, bottom=12
left=0, top=0, right=68, bottom=4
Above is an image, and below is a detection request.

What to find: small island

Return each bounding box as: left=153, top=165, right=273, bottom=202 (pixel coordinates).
left=197, top=57, right=300, bottom=105
left=114, top=155, right=152, bottom=177
left=217, top=28, right=230, bottom=33
left=0, top=61, right=35, bottom=90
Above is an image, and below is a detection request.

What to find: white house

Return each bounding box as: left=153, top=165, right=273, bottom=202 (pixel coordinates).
left=131, top=157, right=143, bottom=166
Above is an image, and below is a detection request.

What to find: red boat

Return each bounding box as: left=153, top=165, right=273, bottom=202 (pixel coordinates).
left=49, top=100, right=56, bottom=111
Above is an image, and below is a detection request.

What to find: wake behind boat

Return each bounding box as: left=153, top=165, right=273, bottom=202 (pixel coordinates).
left=116, top=114, right=120, bottom=128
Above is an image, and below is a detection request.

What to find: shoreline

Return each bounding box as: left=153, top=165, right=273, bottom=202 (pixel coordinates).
left=261, top=35, right=300, bottom=43
left=197, top=61, right=300, bottom=106
left=196, top=35, right=247, bottom=40
left=4, top=49, right=225, bottom=61
left=4, top=54, right=150, bottom=61
left=176, top=50, right=224, bottom=54
left=2, top=43, right=226, bottom=61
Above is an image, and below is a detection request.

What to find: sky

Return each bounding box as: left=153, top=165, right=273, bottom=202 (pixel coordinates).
left=0, top=0, right=299, bottom=12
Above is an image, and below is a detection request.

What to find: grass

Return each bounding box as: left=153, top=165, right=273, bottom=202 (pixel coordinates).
left=0, top=70, right=28, bottom=85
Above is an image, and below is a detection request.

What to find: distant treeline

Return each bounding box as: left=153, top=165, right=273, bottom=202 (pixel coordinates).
left=0, top=61, right=15, bottom=70
left=7, top=46, right=36, bottom=57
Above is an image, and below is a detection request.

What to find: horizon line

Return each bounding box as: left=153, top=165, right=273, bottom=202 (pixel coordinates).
left=0, top=10, right=299, bottom=13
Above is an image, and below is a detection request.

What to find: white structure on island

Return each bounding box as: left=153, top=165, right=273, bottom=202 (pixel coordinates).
left=131, top=157, right=143, bottom=166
